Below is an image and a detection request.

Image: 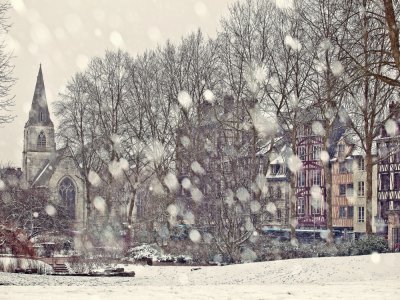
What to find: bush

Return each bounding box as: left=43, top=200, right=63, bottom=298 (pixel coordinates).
left=352, top=235, right=389, bottom=255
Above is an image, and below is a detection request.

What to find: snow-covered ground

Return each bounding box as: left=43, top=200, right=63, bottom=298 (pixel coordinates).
left=0, top=253, right=399, bottom=299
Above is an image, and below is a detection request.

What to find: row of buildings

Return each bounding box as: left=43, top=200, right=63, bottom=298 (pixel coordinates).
left=174, top=95, right=400, bottom=249
left=265, top=107, right=400, bottom=248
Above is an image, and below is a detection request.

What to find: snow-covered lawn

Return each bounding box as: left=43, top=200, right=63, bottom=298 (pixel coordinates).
left=0, top=253, right=399, bottom=299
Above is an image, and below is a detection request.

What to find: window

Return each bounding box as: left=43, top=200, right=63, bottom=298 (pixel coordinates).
left=298, top=146, right=306, bottom=161
left=396, top=152, right=400, bottom=163
left=380, top=173, right=390, bottom=191
left=358, top=206, right=365, bottom=223
left=312, top=198, right=321, bottom=214
left=311, top=169, right=321, bottom=185
left=339, top=162, right=347, bottom=173
left=59, top=177, right=76, bottom=219
left=394, top=173, right=400, bottom=190
left=339, top=206, right=346, bottom=218
left=312, top=146, right=321, bottom=160
left=358, top=181, right=365, bottom=197
left=338, top=144, right=345, bottom=155
left=268, top=186, right=274, bottom=197
left=298, top=198, right=305, bottom=215
left=271, top=164, right=280, bottom=175
left=297, top=171, right=306, bottom=187
left=346, top=160, right=353, bottom=173
left=39, top=111, right=46, bottom=122
left=346, top=184, right=354, bottom=197
left=301, top=126, right=311, bottom=136
left=347, top=206, right=354, bottom=218
left=382, top=143, right=390, bottom=164
left=37, top=131, right=46, bottom=148
left=339, top=184, right=346, bottom=196
left=339, top=160, right=353, bottom=173
left=277, top=208, right=282, bottom=220
left=358, top=157, right=365, bottom=171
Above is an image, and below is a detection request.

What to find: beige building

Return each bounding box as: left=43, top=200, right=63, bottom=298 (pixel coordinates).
left=22, top=65, right=86, bottom=229
left=331, top=136, right=378, bottom=236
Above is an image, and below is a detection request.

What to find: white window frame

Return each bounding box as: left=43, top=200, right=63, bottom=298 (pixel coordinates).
left=358, top=206, right=365, bottom=223
left=358, top=181, right=365, bottom=197
left=298, top=146, right=306, bottom=161
left=312, top=145, right=321, bottom=161
left=311, top=169, right=321, bottom=186
left=297, top=171, right=306, bottom=187
left=298, top=197, right=305, bottom=215
left=358, top=157, right=365, bottom=171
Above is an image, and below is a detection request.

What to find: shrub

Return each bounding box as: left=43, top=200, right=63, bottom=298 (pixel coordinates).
left=352, top=235, right=389, bottom=255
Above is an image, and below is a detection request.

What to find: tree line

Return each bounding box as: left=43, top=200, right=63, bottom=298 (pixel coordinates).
left=1, top=0, right=397, bottom=260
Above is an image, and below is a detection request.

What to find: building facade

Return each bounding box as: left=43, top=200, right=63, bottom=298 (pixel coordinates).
left=22, top=65, right=86, bottom=229
left=295, top=123, right=326, bottom=228
left=376, top=102, right=400, bottom=248
left=331, top=137, right=378, bottom=236
left=265, top=150, right=290, bottom=228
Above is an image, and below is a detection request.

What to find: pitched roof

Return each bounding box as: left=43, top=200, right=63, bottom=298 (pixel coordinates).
left=32, top=146, right=83, bottom=187
left=25, top=65, right=53, bottom=128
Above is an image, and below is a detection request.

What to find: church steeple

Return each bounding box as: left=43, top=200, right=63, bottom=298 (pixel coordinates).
left=23, top=64, right=56, bottom=183
left=25, top=64, right=53, bottom=128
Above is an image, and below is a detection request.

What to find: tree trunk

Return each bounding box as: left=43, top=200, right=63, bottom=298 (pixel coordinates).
left=383, top=0, right=400, bottom=71
left=323, top=135, right=334, bottom=244
left=84, top=176, right=92, bottom=220
left=365, top=142, right=373, bottom=234
left=127, top=189, right=137, bottom=225
left=290, top=132, right=297, bottom=241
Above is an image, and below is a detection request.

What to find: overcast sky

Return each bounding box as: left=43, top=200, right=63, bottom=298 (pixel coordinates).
left=0, top=0, right=234, bottom=166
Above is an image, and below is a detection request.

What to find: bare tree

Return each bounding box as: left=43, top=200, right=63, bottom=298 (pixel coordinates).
left=339, top=0, right=397, bottom=234
left=54, top=73, right=102, bottom=219
left=0, top=1, right=15, bottom=125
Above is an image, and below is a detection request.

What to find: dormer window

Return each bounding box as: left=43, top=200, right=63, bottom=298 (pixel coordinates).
left=37, top=131, right=46, bottom=148
left=338, top=144, right=345, bottom=156
left=271, top=164, right=281, bottom=175
left=39, top=111, right=46, bottom=122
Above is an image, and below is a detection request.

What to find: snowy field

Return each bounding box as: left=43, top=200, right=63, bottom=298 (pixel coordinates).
left=0, top=253, right=399, bottom=299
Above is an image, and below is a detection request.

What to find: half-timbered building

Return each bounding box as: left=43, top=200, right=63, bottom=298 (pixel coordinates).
left=376, top=102, right=400, bottom=249
left=295, top=122, right=326, bottom=228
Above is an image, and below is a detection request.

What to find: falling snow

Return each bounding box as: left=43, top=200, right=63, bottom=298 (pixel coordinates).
left=177, top=91, right=192, bottom=110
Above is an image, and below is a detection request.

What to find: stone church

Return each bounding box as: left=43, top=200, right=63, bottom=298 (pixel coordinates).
left=22, top=65, right=86, bottom=229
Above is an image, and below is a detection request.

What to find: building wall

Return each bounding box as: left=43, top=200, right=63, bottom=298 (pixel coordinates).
left=331, top=137, right=379, bottom=233
left=264, top=179, right=290, bottom=227
left=332, top=140, right=354, bottom=229
left=23, top=125, right=56, bottom=183
left=332, top=161, right=353, bottom=229
left=376, top=136, right=400, bottom=230
left=47, top=155, right=86, bottom=229
left=295, top=124, right=326, bottom=228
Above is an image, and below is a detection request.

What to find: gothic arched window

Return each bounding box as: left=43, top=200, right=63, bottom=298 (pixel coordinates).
left=59, top=177, right=76, bottom=219
left=39, top=111, right=46, bottom=122
left=37, top=131, right=46, bottom=148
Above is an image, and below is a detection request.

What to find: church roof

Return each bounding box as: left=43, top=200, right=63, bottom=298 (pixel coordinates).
left=25, top=65, right=53, bottom=128
left=32, top=146, right=83, bottom=187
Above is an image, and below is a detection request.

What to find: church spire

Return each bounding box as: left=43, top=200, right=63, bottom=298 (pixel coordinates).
left=25, top=64, right=53, bottom=127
